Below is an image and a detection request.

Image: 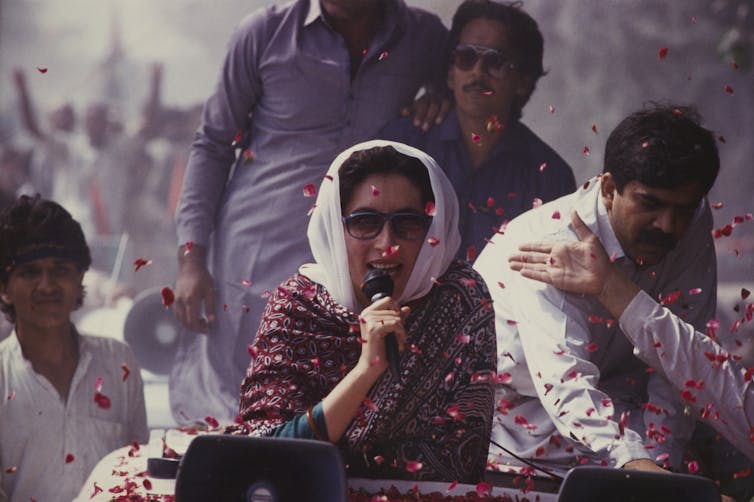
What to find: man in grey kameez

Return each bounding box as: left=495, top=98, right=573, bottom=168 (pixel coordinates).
left=172, top=0, right=448, bottom=423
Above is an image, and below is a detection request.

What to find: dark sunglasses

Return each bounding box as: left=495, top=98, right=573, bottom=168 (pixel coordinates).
left=342, top=210, right=432, bottom=241
left=452, top=44, right=517, bottom=79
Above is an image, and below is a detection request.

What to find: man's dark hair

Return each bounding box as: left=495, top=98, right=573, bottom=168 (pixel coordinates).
left=449, top=0, right=545, bottom=120
left=339, top=146, right=434, bottom=213
left=604, top=104, right=720, bottom=194
left=0, top=195, right=91, bottom=322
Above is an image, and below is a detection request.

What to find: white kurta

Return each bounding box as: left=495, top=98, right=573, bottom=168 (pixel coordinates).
left=0, top=332, right=148, bottom=502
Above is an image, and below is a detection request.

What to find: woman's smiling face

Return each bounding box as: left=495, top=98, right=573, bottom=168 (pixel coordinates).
left=343, top=173, right=427, bottom=308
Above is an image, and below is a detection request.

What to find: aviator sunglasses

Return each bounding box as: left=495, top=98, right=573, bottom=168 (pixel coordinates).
left=342, top=210, right=432, bottom=241
left=452, top=44, right=518, bottom=79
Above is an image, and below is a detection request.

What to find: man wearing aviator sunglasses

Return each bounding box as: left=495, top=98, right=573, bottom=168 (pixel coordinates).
left=382, top=0, right=575, bottom=262
left=451, top=43, right=518, bottom=80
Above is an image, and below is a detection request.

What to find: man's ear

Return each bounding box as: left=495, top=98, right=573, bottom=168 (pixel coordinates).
left=601, top=172, right=616, bottom=210
left=516, top=73, right=536, bottom=99
left=0, top=283, right=10, bottom=306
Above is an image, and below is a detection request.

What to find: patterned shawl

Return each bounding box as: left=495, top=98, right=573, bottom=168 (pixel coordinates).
left=231, top=261, right=496, bottom=483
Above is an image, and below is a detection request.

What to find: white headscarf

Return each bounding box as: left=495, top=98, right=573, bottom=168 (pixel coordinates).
left=300, top=140, right=461, bottom=312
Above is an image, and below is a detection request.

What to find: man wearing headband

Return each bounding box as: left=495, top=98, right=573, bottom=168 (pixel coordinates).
left=475, top=105, right=720, bottom=475
left=172, top=0, right=450, bottom=424
left=0, top=195, right=147, bottom=502
left=382, top=0, right=575, bottom=262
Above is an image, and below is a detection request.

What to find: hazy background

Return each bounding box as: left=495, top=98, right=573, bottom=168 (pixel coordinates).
left=0, top=0, right=752, bottom=303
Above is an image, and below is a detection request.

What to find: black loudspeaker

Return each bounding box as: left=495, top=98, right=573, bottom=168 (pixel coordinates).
left=557, top=466, right=720, bottom=502
left=174, top=435, right=347, bottom=502
left=123, top=287, right=180, bottom=374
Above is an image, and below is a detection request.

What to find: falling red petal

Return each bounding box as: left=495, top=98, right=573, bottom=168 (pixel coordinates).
left=242, top=149, right=255, bottom=164
left=725, top=84, right=734, bottom=95
left=658, top=47, right=668, bottom=60
left=65, top=453, right=75, bottom=463
left=551, top=210, right=561, bottom=220
left=161, top=287, right=175, bottom=307
left=688, top=287, right=702, bottom=295
left=466, top=246, right=477, bottom=262
left=302, top=183, right=317, bottom=198
left=382, top=245, right=400, bottom=258
left=471, top=133, right=482, bottom=144
left=582, top=146, right=590, bottom=156
left=427, top=236, right=440, bottom=247
left=486, top=114, right=504, bottom=132
left=133, top=258, right=152, bottom=272
left=424, top=201, right=436, bottom=216
left=742, top=288, right=751, bottom=300
left=378, top=51, right=389, bottom=61
left=405, top=461, right=423, bottom=472
left=734, top=467, right=752, bottom=479
left=231, top=131, right=242, bottom=147
left=586, top=342, right=598, bottom=352
left=121, top=364, right=130, bottom=382
left=36, top=67, right=48, bottom=74
left=205, top=416, right=219, bottom=428
left=94, top=392, right=111, bottom=409
left=548, top=105, right=555, bottom=114
left=532, top=197, right=543, bottom=208
left=370, top=185, right=380, bottom=196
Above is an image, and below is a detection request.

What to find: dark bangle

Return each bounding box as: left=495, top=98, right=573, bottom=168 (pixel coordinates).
left=306, top=405, right=326, bottom=441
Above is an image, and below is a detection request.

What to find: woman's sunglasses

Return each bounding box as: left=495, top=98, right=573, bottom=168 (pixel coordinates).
left=342, top=210, right=432, bottom=241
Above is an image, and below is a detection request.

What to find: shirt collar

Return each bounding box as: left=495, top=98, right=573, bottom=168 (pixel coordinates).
left=573, top=176, right=626, bottom=261
left=305, top=0, right=405, bottom=40
left=305, top=0, right=322, bottom=26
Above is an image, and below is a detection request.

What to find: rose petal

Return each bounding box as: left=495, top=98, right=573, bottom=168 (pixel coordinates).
left=302, top=183, right=317, bottom=198
left=405, top=460, right=423, bottom=473
left=161, top=287, right=175, bottom=307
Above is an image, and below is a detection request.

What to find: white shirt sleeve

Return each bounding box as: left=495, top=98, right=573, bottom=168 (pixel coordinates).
left=621, top=291, right=754, bottom=460
left=510, top=269, right=651, bottom=467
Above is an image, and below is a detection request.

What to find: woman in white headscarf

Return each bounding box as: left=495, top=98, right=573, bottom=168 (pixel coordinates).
left=228, top=140, right=496, bottom=482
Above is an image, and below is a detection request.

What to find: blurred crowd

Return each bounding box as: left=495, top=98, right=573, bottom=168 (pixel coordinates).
left=0, top=64, right=202, bottom=316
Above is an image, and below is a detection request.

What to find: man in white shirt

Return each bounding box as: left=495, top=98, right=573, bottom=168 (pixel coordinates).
left=475, top=104, right=720, bottom=474
left=509, top=209, right=753, bottom=462
left=0, top=195, right=148, bottom=502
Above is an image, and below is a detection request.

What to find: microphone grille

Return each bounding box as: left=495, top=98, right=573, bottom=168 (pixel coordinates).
left=361, top=269, right=394, bottom=299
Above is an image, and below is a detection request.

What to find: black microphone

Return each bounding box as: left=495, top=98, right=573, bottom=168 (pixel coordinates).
left=361, top=269, right=400, bottom=378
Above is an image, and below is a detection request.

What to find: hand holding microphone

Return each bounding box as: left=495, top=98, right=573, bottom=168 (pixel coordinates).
left=360, top=269, right=408, bottom=378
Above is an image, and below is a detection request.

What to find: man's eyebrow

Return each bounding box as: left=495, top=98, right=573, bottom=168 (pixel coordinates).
left=638, top=192, right=699, bottom=210
left=637, top=192, right=663, bottom=205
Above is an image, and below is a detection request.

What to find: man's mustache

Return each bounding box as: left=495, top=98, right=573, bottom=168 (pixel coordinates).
left=636, top=229, right=677, bottom=250
left=462, top=80, right=494, bottom=94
